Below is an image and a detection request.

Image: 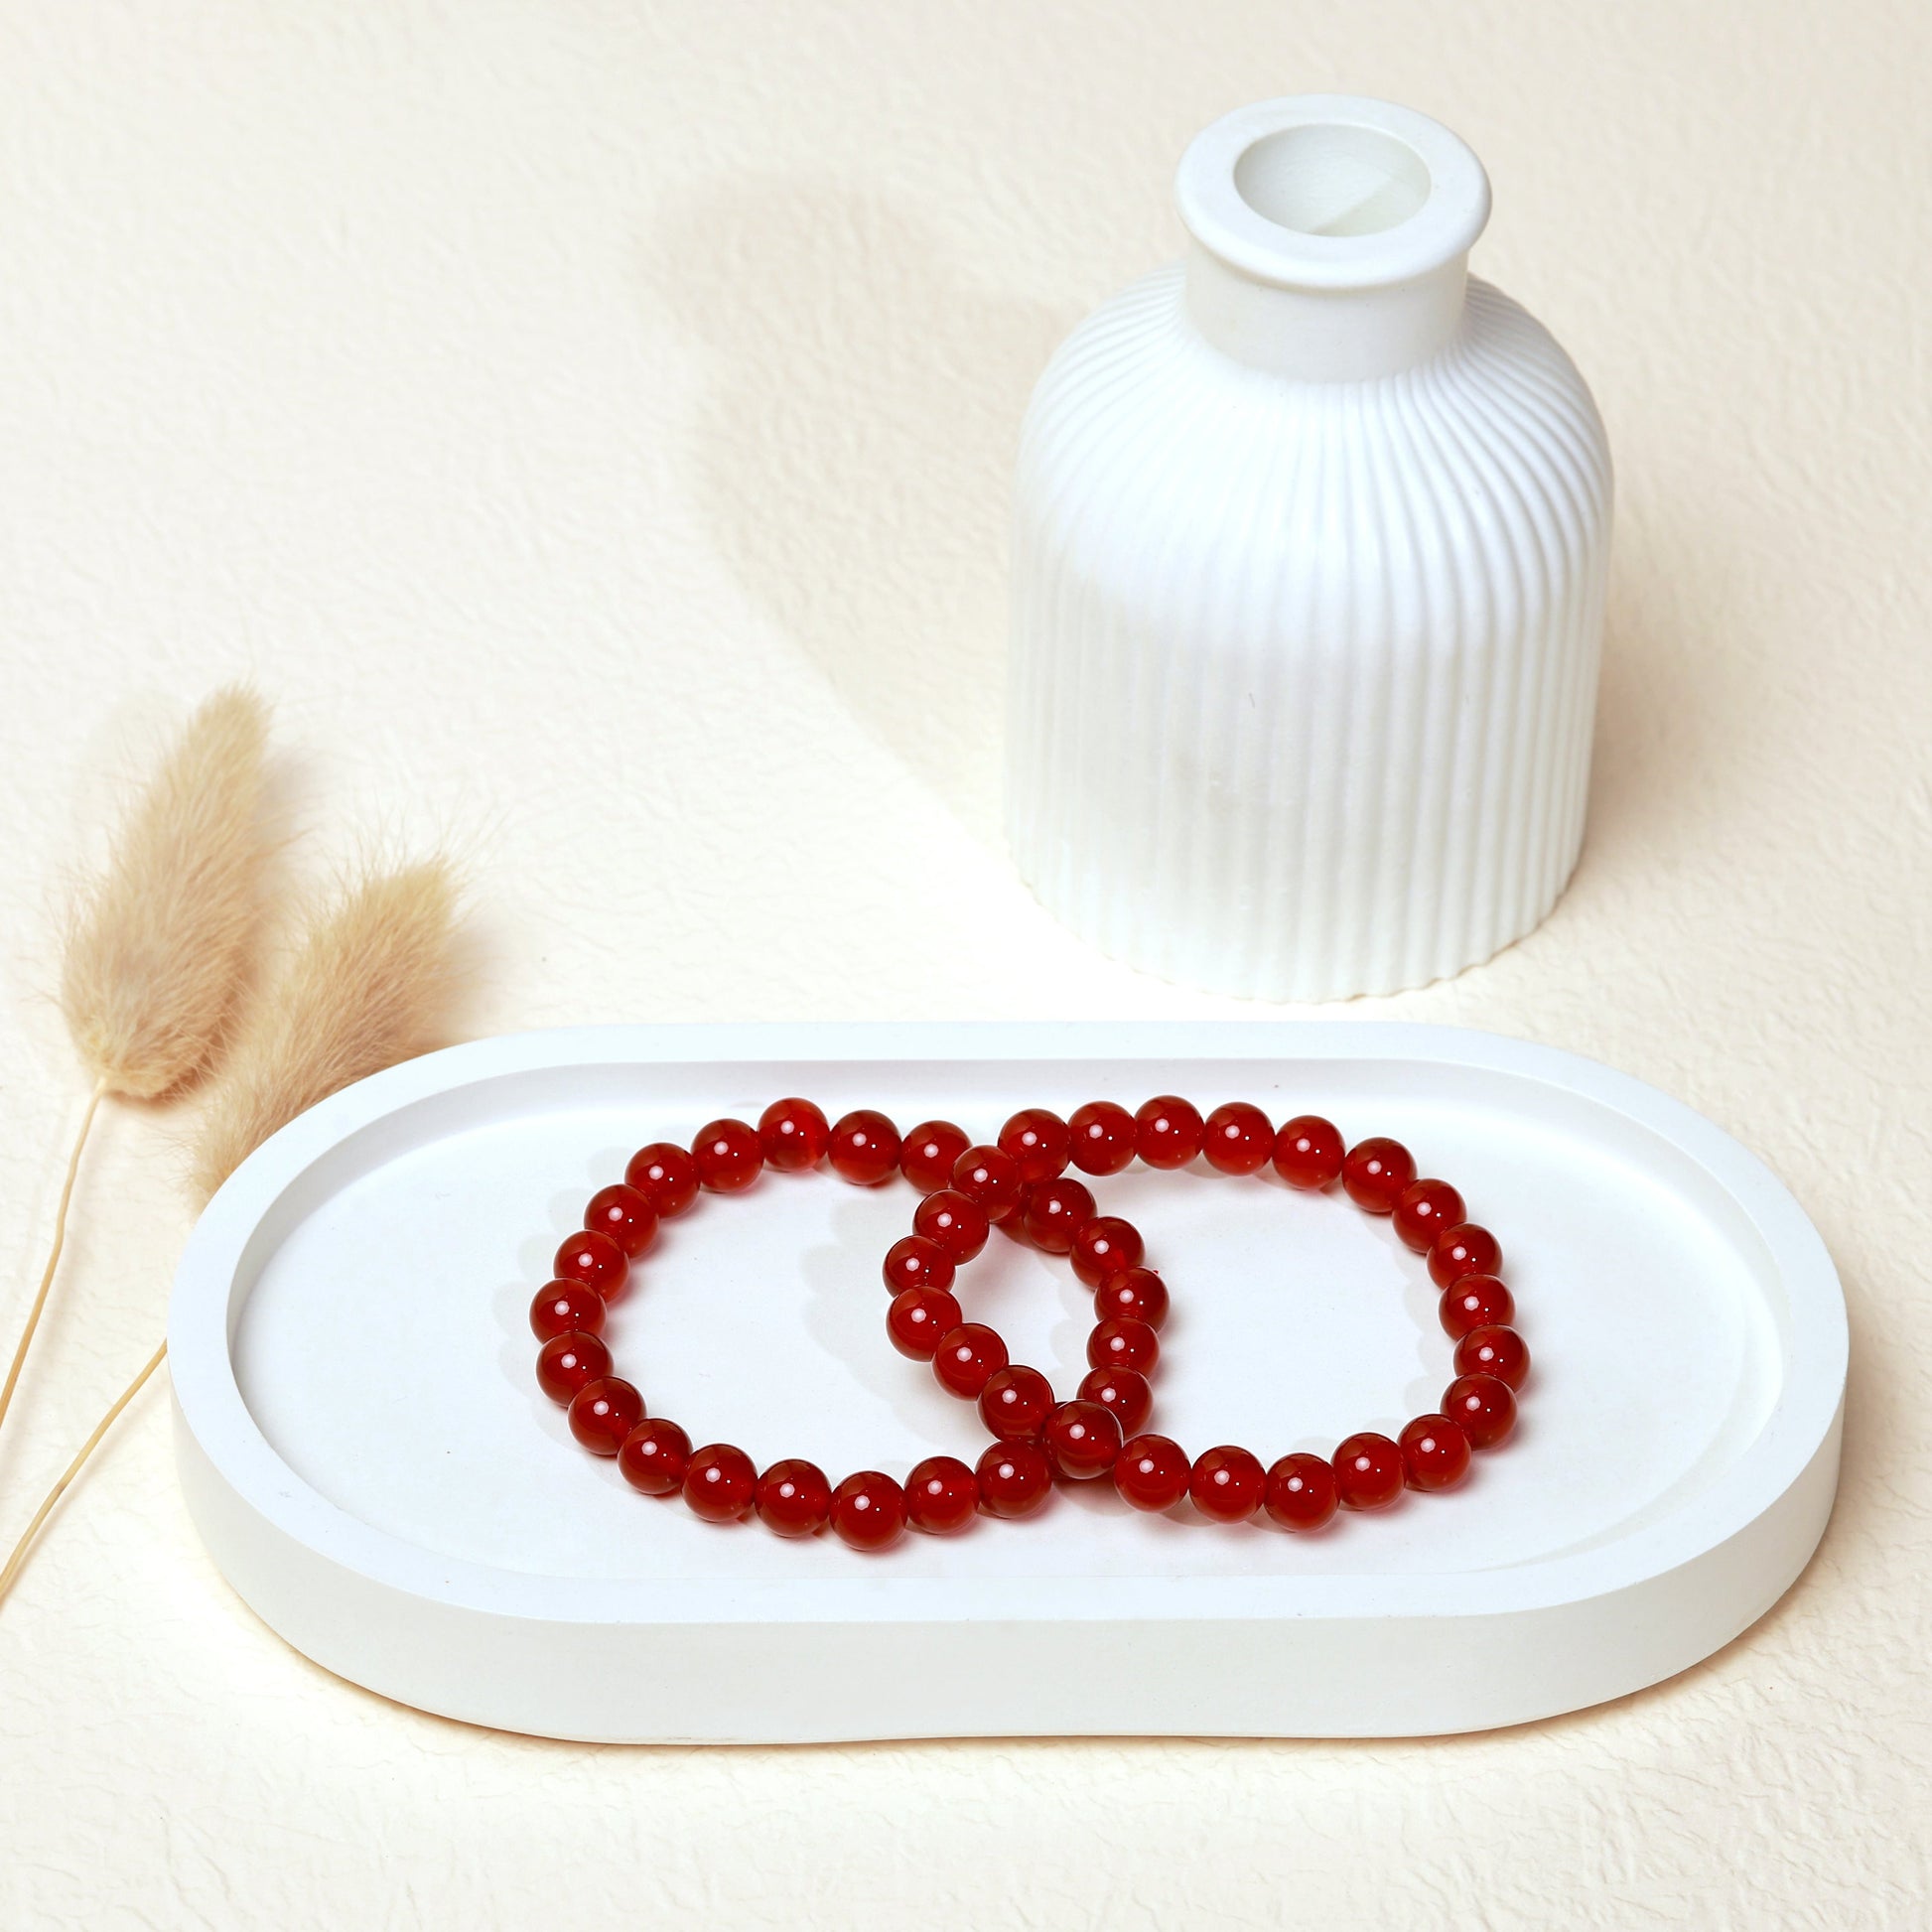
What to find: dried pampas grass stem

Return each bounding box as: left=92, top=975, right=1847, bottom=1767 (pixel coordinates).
left=0, top=858, right=464, bottom=1610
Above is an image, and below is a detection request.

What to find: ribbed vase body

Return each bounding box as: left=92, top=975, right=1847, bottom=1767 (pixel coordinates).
left=1006, top=266, right=1612, bottom=1001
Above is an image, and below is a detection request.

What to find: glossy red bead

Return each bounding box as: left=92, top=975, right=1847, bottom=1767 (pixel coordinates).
left=829, top=1471, right=905, bottom=1551
left=554, top=1227, right=627, bottom=1299
left=567, top=1377, right=644, bottom=1456
left=1455, top=1323, right=1530, bottom=1389
left=1088, top=1316, right=1159, bottom=1376
left=1392, top=1177, right=1466, bottom=1253
left=882, top=1234, right=955, bottom=1297
left=1400, top=1414, right=1472, bottom=1491
left=1136, top=1094, right=1205, bottom=1170
left=1203, top=1101, right=1274, bottom=1175
left=1333, top=1432, right=1405, bottom=1509
left=949, top=1144, right=1026, bottom=1224
left=978, top=1364, right=1054, bottom=1442
left=998, top=1108, right=1072, bottom=1185
left=1078, top=1365, right=1154, bottom=1440
left=682, top=1443, right=758, bottom=1522
left=1439, top=1274, right=1515, bottom=1340
left=886, top=1285, right=963, bottom=1360
left=1443, top=1373, right=1517, bottom=1449
left=535, top=1330, right=612, bottom=1403
left=1114, top=1434, right=1191, bottom=1511
left=1189, top=1446, right=1265, bottom=1522
left=1021, top=1176, right=1096, bottom=1254
left=624, top=1142, right=700, bottom=1218
left=1042, top=1401, right=1123, bottom=1480
left=899, top=1119, right=970, bottom=1194
left=757, top=1097, right=830, bottom=1173
left=932, top=1321, right=1008, bottom=1398
left=1264, top=1452, right=1339, bottom=1532
left=975, top=1440, right=1054, bottom=1518
left=618, top=1417, right=691, bottom=1494
left=584, top=1183, right=659, bottom=1259
left=1429, top=1221, right=1503, bottom=1289
left=530, top=1279, right=606, bottom=1340
left=1093, top=1267, right=1169, bottom=1330
left=1069, top=1215, right=1145, bottom=1288
left=1341, top=1138, right=1416, bottom=1214
left=828, top=1109, right=901, bottom=1186
left=1273, top=1114, right=1345, bottom=1189
left=1067, top=1100, right=1137, bottom=1175
left=912, top=1188, right=990, bottom=1263
left=691, top=1117, right=762, bottom=1193
left=903, top=1455, right=978, bottom=1534
left=756, top=1458, right=832, bottom=1537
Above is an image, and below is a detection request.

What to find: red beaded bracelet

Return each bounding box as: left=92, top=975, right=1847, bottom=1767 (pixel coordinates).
left=929, top=1101, right=1530, bottom=1532
left=531, top=1099, right=1014, bottom=1551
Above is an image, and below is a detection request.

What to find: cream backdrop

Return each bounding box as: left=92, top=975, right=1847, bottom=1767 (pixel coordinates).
left=1, top=2, right=1926, bottom=1926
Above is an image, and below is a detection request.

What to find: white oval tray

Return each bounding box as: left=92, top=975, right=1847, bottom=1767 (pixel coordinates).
left=169, top=1022, right=1845, bottom=1742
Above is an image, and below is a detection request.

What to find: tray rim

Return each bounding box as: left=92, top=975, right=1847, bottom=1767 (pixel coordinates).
left=170, top=1019, right=1847, bottom=1629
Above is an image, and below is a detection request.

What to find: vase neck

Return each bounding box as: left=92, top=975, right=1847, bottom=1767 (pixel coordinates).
left=1174, top=95, right=1490, bottom=383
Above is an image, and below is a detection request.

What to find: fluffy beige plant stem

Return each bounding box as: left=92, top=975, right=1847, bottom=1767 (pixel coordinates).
left=0, top=859, right=462, bottom=1610
left=0, top=689, right=271, bottom=1443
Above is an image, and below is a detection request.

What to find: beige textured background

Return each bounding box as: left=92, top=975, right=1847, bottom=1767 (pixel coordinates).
left=1, top=1, right=1926, bottom=1925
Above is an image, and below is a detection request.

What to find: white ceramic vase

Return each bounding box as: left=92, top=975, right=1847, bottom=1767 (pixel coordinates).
left=1006, top=96, right=1612, bottom=1001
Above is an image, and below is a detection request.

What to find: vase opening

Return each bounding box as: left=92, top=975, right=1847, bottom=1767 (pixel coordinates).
left=1232, top=123, right=1432, bottom=239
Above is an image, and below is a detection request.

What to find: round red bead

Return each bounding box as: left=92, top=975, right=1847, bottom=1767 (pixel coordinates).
left=682, top=1443, right=758, bottom=1522
left=1114, top=1434, right=1190, bottom=1512
left=949, top=1144, right=1025, bottom=1224
left=912, top=1188, right=990, bottom=1263
left=1273, top=1115, right=1344, bottom=1189
left=1190, top=1446, right=1265, bottom=1522
left=882, top=1234, right=955, bottom=1297
left=998, top=1108, right=1072, bottom=1185
left=830, top=1471, right=905, bottom=1550
left=1042, top=1400, right=1123, bottom=1481
left=554, top=1228, right=627, bottom=1299
left=827, top=1109, right=901, bottom=1186
left=975, top=1441, right=1053, bottom=1518
left=932, top=1321, right=1008, bottom=1398
left=757, top=1097, right=830, bottom=1173
left=618, top=1417, right=691, bottom=1494
left=903, top=1455, right=978, bottom=1534
left=584, top=1183, right=659, bottom=1258
left=624, top=1142, right=700, bottom=1218
left=756, top=1457, right=833, bottom=1537
left=1263, top=1452, right=1339, bottom=1532
left=1333, top=1432, right=1405, bottom=1509
left=535, top=1330, right=612, bottom=1404
left=691, top=1118, right=762, bottom=1193
left=1429, top=1222, right=1503, bottom=1289
left=1022, top=1176, right=1096, bottom=1254
left=1093, top=1266, right=1169, bottom=1329
left=1393, top=1177, right=1466, bottom=1253
left=530, top=1279, right=606, bottom=1341
left=1400, top=1414, right=1472, bottom=1491
left=1455, top=1324, right=1530, bottom=1389
left=886, top=1285, right=963, bottom=1360
left=899, top=1119, right=970, bottom=1194
left=1088, top=1316, right=1159, bottom=1376
left=1203, top=1102, right=1274, bottom=1175
left=1078, top=1365, right=1153, bottom=1439
left=1067, top=1100, right=1137, bottom=1175
left=567, top=1377, right=644, bottom=1456
left=1443, top=1373, right=1517, bottom=1449
left=1136, top=1095, right=1205, bottom=1170
left=1341, top=1138, right=1416, bottom=1214
left=1439, top=1274, right=1514, bottom=1340
left=978, top=1364, right=1054, bottom=1442
left=1069, top=1215, right=1144, bottom=1288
